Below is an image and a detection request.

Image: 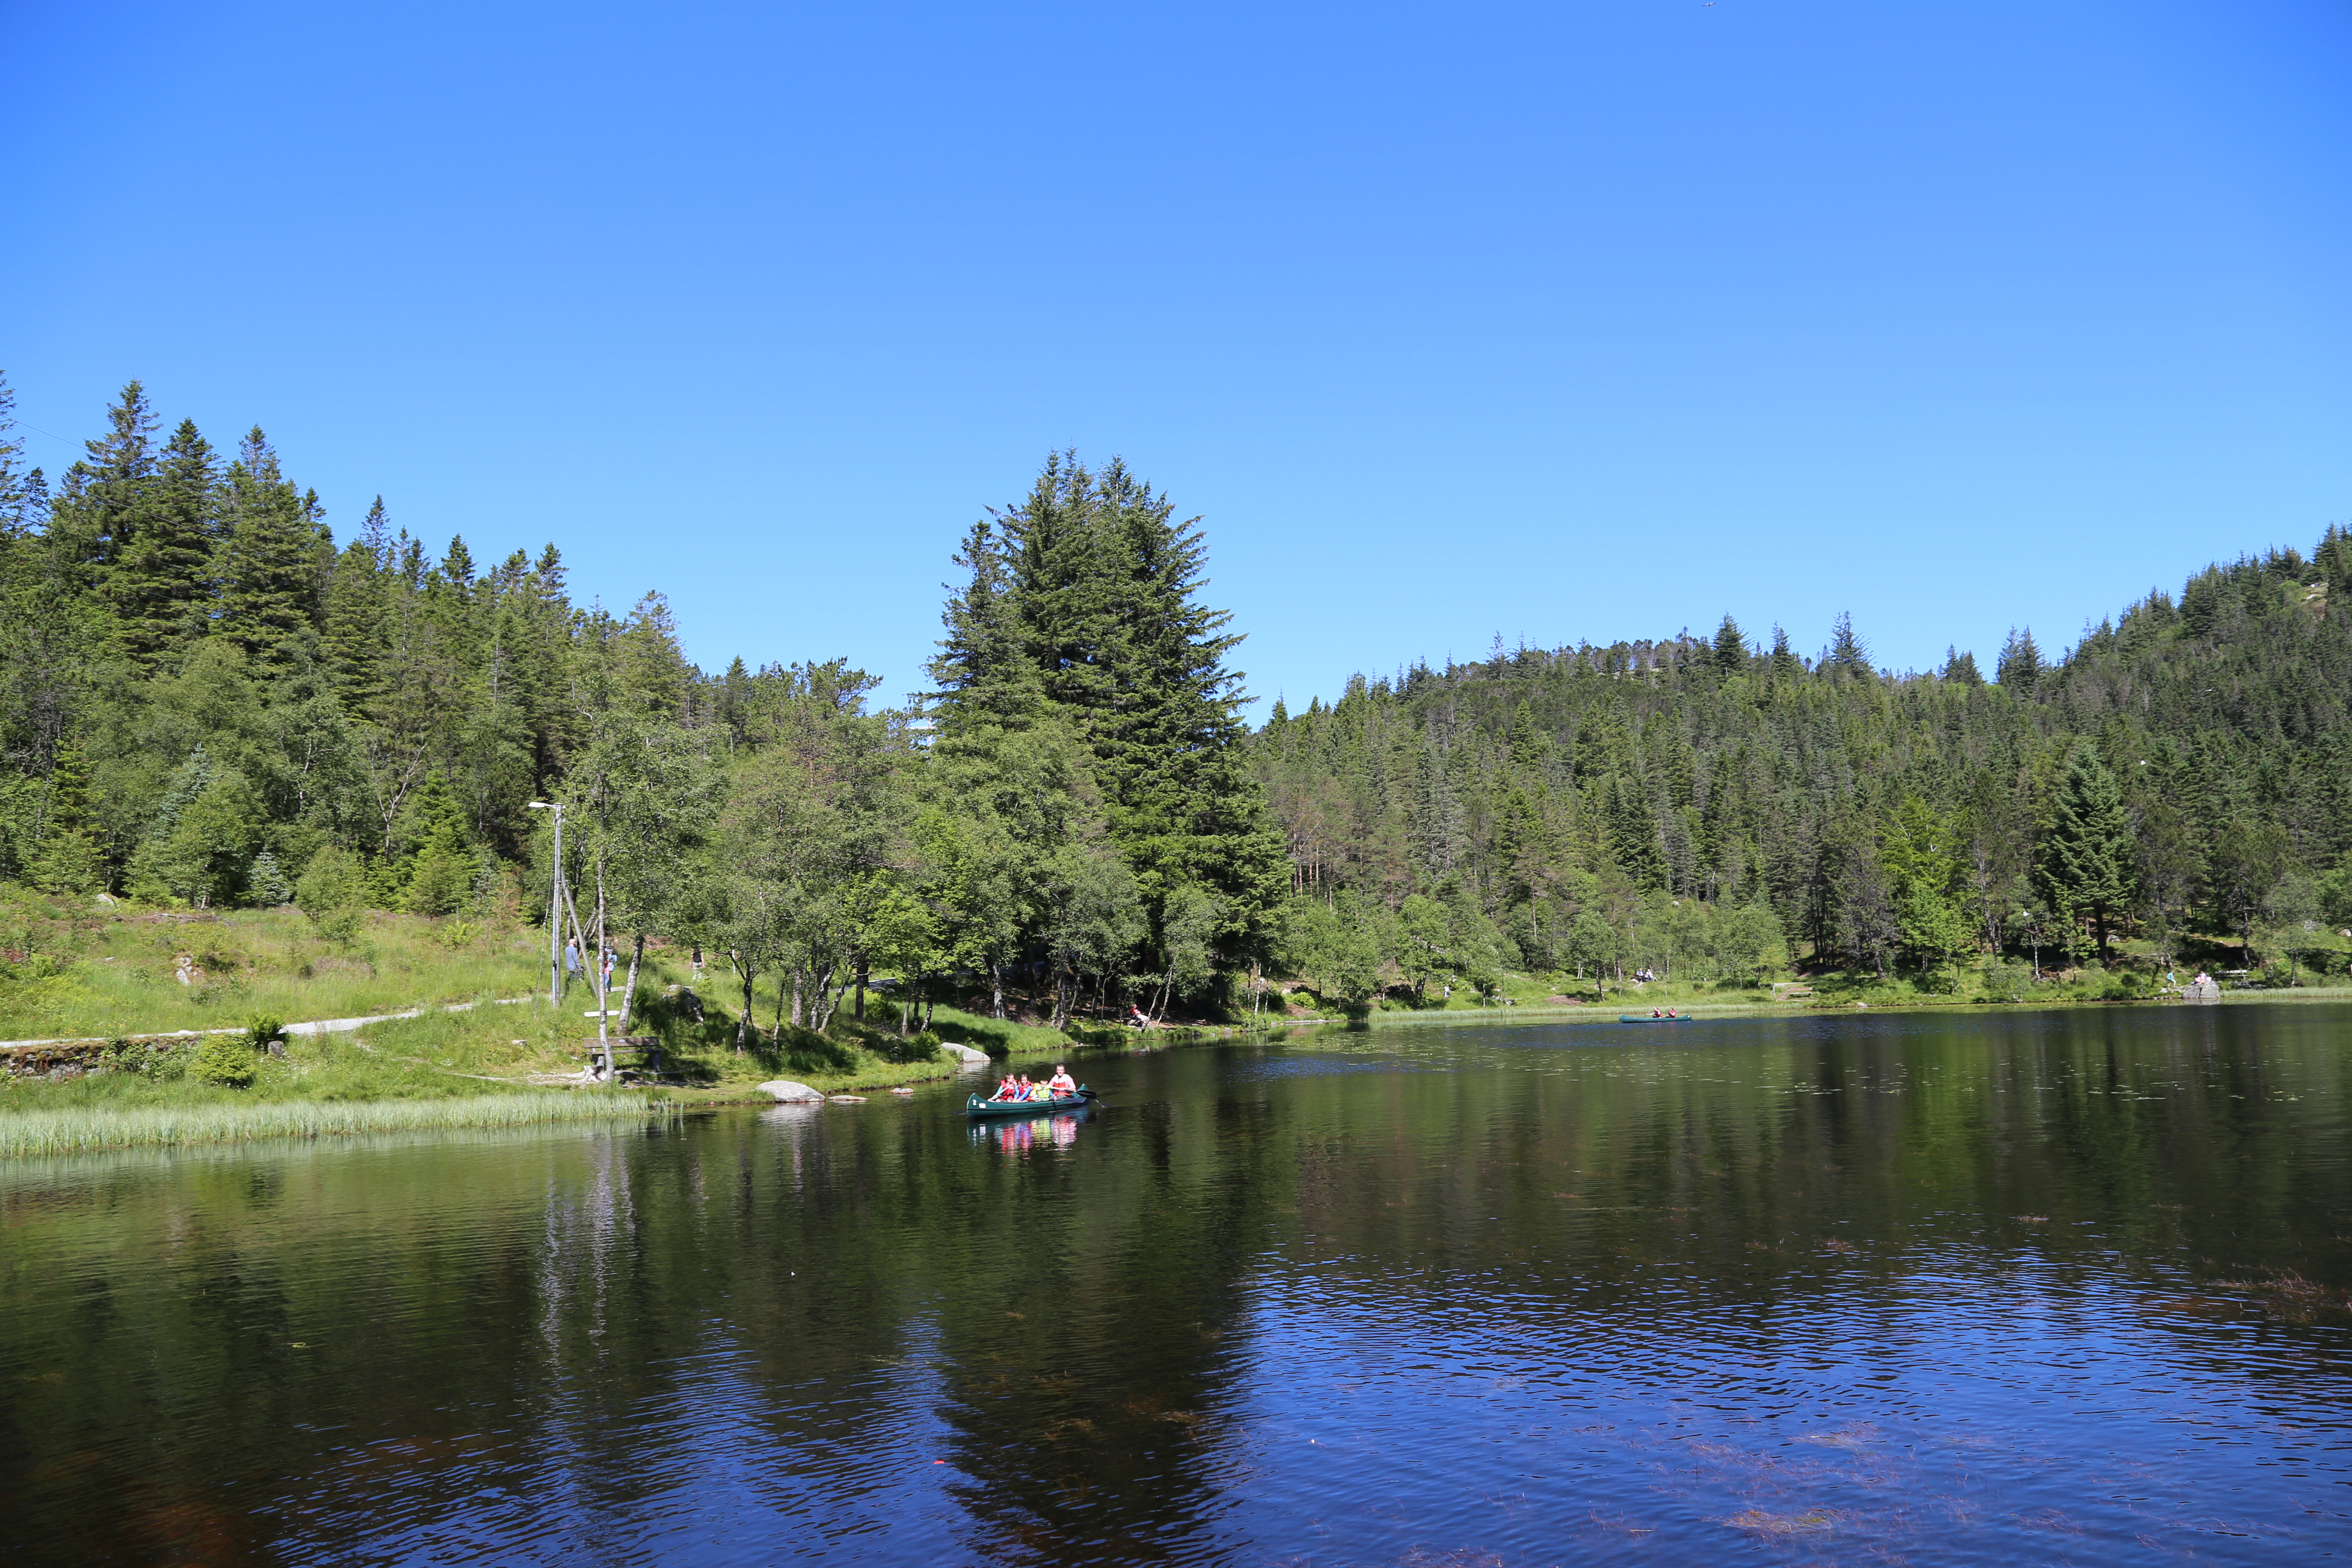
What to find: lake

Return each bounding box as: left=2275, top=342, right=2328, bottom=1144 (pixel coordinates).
left=3, top=1004, right=2349, bottom=1565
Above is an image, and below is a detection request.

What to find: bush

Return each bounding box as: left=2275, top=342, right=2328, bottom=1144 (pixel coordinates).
left=297, top=847, right=371, bottom=947
left=1981, top=959, right=2032, bottom=1001
left=404, top=846, right=470, bottom=917
left=771, top=1026, right=856, bottom=1076
left=191, top=1033, right=257, bottom=1088
left=100, top=1038, right=187, bottom=1079
left=891, top=1029, right=945, bottom=1064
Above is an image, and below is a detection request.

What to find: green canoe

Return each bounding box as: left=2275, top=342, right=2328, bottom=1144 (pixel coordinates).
left=965, top=1088, right=1090, bottom=1118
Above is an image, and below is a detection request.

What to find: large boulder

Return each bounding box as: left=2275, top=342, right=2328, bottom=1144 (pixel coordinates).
left=939, top=1041, right=990, bottom=1067
left=757, top=1080, right=824, bottom=1103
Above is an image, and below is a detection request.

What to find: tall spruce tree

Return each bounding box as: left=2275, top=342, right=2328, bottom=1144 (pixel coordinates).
left=928, top=517, right=1038, bottom=728
left=48, top=381, right=159, bottom=582
left=322, top=499, right=389, bottom=717
left=214, top=429, right=323, bottom=671
left=972, top=453, right=1287, bottom=990
left=1996, top=626, right=2043, bottom=691
left=1711, top=614, right=1747, bottom=674
left=111, top=419, right=218, bottom=668
left=2040, top=740, right=2135, bottom=960
left=0, top=371, right=35, bottom=537
left=1823, top=611, right=1871, bottom=680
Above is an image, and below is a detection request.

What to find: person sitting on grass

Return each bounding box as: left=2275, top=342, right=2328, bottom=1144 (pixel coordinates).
left=1047, top=1065, right=1076, bottom=1097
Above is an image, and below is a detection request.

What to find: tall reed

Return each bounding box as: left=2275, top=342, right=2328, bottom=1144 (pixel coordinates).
left=0, top=1092, right=668, bottom=1158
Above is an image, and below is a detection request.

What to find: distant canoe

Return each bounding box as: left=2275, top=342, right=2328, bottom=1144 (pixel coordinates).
left=1618, top=1014, right=1689, bottom=1023
left=965, top=1088, right=1090, bottom=1118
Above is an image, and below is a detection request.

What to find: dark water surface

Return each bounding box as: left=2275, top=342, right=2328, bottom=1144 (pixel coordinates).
left=6, top=1004, right=2352, bottom=1565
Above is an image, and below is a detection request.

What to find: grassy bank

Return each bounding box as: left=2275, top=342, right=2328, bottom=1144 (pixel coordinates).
left=0, top=890, right=1141, bottom=1148
left=0, top=889, right=545, bottom=1042
left=0, top=1090, right=667, bottom=1158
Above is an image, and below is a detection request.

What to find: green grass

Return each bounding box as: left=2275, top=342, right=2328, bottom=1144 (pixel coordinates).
left=0, top=1090, right=667, bottom=1158
left=0, top=891, right=1125, bottom=1138
left=0, top=889, right=546, bottom=1041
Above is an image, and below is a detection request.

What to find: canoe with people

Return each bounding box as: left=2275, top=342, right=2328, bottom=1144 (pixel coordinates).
left=965, top=1064, right=1092, bottom=1118
left=1618, top=1008, right=1687, bottom=1022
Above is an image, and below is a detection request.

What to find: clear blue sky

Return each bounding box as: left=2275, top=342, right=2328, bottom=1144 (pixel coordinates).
left=5, top=0, right=2349, bottom=715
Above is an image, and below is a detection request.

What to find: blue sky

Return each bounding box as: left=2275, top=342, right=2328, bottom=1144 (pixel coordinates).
left=4, top=0, right=2348, bottom=715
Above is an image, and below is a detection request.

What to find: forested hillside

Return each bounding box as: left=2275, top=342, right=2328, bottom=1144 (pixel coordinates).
left=0, top=383, right=1284, bottom=1032
left=3, top=376, right=2349, bottom=1029
left=1254, top=530, right=2352, bottom=998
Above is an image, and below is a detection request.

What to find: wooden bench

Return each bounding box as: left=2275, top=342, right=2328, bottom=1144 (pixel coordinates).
left=584, top=1036, right=669, bottom=1083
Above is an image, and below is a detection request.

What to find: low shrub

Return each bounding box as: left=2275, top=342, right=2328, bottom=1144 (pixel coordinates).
left=190, top=1033, right=257, bottom=1088
left=99, top=1037, right=188, bottom=1079
left=895, top=1029, right=945, bottom=1063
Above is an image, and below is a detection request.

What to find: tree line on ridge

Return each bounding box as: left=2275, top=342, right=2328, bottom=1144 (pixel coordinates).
left=2, top=377, right=2349, bottom=1031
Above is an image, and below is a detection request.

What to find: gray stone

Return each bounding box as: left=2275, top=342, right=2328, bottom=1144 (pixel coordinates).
left=939, top=1041, right=990, bottom=1067
left=757, top=1080, right=824, bottom=1102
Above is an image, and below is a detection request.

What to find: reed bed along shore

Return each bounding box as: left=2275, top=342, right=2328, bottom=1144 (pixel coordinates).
left=0, top=1091, right=668, bottom=1158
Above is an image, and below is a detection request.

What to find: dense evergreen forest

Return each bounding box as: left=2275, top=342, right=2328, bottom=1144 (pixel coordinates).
left=3, top=378, right=2349, bottom=1028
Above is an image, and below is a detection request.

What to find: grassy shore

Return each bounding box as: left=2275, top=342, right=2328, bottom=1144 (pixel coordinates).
left=0, top=891, right=1140, bottom=1152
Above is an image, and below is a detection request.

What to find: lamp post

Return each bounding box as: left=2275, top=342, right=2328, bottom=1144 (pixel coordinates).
left=527, top=801, right=565, bottom=1008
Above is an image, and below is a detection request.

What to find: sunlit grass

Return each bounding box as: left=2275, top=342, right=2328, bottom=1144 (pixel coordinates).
left=0, top=1090, right=667, bottom=1157
left=0, top=892, right=547, bottom=1041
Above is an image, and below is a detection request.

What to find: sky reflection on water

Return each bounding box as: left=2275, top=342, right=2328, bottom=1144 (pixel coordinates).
left=2, top=1003, right=2348, bottom=1565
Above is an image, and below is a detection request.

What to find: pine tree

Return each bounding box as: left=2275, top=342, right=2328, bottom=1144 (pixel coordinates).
left=1941, top=646, right=1984, bottom=686
left=29, top=733, right=102, bottom=892
left=1769, top=625, right=1801, bottom=682
left=47, top=381, right=159, bottom=581
left=983, top=452, right=1287, bottom=974
left=215, top=429, right=324, bottom=671
left=928, top=517, right=1039, bottom=729
left=111, top=418, right=218, bottom=668
left=322, top=499, right=389, bottom=717
left=1823, top=611, right=1871, bottom=680
left=1711, top=614, right=1747, bottom=674
left=1996, top=626, right=2043, bottom=692
left=2315, top=523, right=2352, bottom=599
left=1606, top=775, right=1666, bottom=890
left=2040, top=739, right=2134, bottom=960
left=0, top=371, right=34, bottom=537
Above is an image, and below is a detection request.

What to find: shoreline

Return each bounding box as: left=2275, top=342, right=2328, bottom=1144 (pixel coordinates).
left=1299, top=985, right=2352, bottom=1029
left=9, top=989, right=2347, bottom=1158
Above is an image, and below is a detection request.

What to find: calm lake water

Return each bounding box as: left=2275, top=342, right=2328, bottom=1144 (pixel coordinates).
left=4, top=1004, right=2351, bottom=1565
